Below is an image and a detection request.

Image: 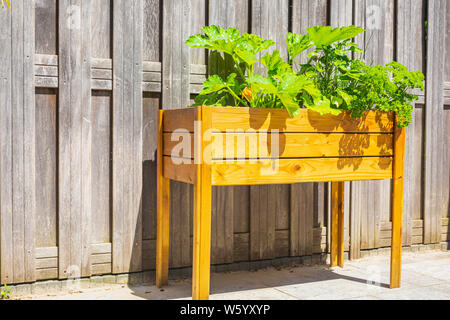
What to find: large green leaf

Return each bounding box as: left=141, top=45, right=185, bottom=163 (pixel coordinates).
left=306, top=25, right=364, bottom=49
left=199, top=75, right=227, bottom=95
left=234, top=33, right=275, bottom=65
left=186, top=26, right=275, bottom=67
left=302, top=95, right=341, bottom=115
left=248, top=75, right=278, bottom=94
left=260, top=50, right=292, bottom=77
left=278, top=93, right=301, bottom=118
left=199, top=73, right=238, bottom=95
left=286, top=32, right=313, bottom=62
left=185, top=25, right=242, bottom=56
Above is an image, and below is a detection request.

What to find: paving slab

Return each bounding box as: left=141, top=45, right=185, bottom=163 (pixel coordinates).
left=24, top=251, right=450, bottom=300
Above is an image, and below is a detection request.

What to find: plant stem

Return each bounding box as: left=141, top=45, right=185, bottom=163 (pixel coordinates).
left=226, top=86, right=248, bottom=107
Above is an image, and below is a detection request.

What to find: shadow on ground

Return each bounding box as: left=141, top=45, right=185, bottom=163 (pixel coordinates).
left=127, top=262, right=390, bottom=300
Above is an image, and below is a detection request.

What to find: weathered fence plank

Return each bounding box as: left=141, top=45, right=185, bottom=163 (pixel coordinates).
left=397, top=0, right=426, bottom=246
left=162, top=0, right=193, bottom=268
left=58, top=0, right=92, bottom=278
left=209, top=0, right=249, bottom=264
left=330, top=0, right=353, bottom=259
left=424, top=0, right=447, bottom=244
left=351, top=0, right=395, bottom=251
left=112, top=0, right=143, bottom=274
left=444, top=3, right=450, bottom=240
left=250, top=0, right=289, bottom=261
left=0, top=0, right=36, bottom=284
left=290, top=0, right=328, bottom=259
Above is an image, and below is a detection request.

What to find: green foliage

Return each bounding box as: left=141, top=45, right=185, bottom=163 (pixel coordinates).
left=185, top=24, right=425, bottom=127
left=1, top=0, right=10, bottom=10
left=1, top=284, right=12, bottom=300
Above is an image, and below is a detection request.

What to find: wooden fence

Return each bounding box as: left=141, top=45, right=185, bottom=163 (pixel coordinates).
left=0, top=0, right=448, bottom=285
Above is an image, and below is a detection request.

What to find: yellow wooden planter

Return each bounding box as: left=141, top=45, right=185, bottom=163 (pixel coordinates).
left=156, top=106, right=405, bottom=300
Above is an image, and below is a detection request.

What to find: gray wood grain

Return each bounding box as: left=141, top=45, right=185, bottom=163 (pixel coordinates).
left=424, top=0, right=446, bottom=244
left=35, top=0, right=57, bottom=55
left=35, top=89, right=58, bottom=248
left=0, top=0, right=36, bottom=284
left=91, top=91, right=112, bottom=244
left=397, top=0, right=426, bottom=246
left=58, top=0, right=92, bottom=279
left=112, top=0, right=143, bottom=273
left=161, top=0, right=194, bottom=269
left=142, top=93, right=159, bottom=245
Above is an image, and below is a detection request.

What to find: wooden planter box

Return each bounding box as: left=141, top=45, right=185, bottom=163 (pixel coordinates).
left=156, top=106, right=405, bottom=300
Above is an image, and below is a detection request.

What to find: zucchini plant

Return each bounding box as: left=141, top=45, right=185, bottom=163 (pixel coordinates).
left=186, top=25, right=424, bottom=127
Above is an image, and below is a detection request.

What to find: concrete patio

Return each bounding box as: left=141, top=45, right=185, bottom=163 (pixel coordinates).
left=24, top=250, right=450, bottom=300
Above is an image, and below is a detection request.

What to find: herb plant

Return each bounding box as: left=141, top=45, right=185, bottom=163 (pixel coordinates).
left=186, top=25, right=424, bottom=127
left=0, top=284, right=12, bottom=300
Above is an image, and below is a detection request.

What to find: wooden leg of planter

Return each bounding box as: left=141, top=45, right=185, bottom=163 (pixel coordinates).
left=331, top=181, right=345, bottom=268
left=156, top=110, right=170, bottom=288
left=390, top=124, right=405, bottom=288
left=192, top=164, right=212, bottom=300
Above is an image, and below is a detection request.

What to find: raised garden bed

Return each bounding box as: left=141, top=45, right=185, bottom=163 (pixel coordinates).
left=156, top=106, right=405, bottom=300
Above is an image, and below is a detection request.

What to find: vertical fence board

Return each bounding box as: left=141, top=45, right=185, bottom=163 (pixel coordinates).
left=330, top=0, right=353, bottom=254
left=444, top=3, right=450, bottom=231
left=35, top=0, right=57, bottom=55
left=0, top=2, right=13, bottom=284
left=58, top=0, right=92, bottom=278
left=142, top=0, right=161, bottom=253
left=290, top=0, right=328, bottom=258
left=250, top=0, right=289, bottom=261
left=208, top=0, right=249, bottom=264
left=352, top=0, right=395, bottom=250
left=424, top=0, right=446, bottom=244
left=35, top=89, right=58, bottom=248
left=112, top=0, right=143, bottom=273
left=162, top=0, right=193, bottom=268
left=91, top=0, right=112, bottom=246
left=91, top=92, right=112, bottom=244
left=0, top=0, right=36, bottom=284
left=397, top=0, right=425, bottom=246
left=35, top=0, right=58, bottom=251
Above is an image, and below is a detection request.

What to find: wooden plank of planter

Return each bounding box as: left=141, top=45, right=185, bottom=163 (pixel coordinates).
left=163, top=108, right=197, bottom=132
left=209, top=108, right=394, bottom=133
left=163, top=132, right=394, bottom=159
left=390, top=117, right=406, bottom=288
left=163, top=156, right=196, bottom=184
left=163, top=107, right=394, bottom=132
left=192, top=108, right=213, bottom=300
left=211, top=157, right=393, bottom=186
